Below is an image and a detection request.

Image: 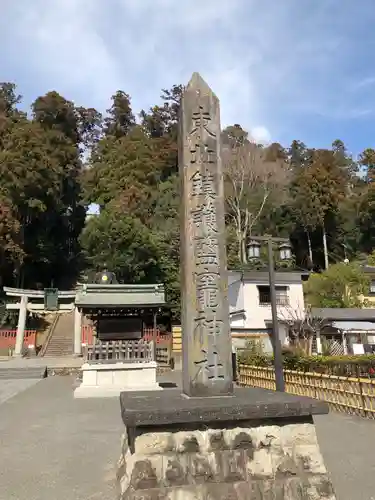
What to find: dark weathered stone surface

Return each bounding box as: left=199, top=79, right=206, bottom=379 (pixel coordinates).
left=123, top=478, right=336, bottom=499
left=118, top=421, right=336, bottom=499
left=179, top=72, right=233, bottom=398
left=120, top=387, right=328, bottom=428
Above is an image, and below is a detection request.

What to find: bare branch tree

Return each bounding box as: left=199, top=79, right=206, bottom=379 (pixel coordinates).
left=277, top=304, right=328, bottom=355
left=223, top=140, right=289, bottom=263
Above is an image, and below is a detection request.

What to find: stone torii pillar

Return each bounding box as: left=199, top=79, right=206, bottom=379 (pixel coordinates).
left=14, top=295, right=28, bottom=356
left=74, top=306, right=82, bottom=356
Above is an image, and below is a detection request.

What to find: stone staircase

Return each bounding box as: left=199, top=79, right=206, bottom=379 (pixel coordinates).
left=42, top=312, right=74, bottom=357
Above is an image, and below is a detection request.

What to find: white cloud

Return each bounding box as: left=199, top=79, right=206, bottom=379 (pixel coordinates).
left=251, top=126, right=272, bottom=145
left=1, top=0, right=122, bottom=110
left=1, top=0, right=375, bottom=145
left=349, top=76, right=375, bottom=91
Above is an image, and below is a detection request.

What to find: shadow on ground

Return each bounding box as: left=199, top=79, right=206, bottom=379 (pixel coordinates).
left=158, top=382, right=178, bottom=388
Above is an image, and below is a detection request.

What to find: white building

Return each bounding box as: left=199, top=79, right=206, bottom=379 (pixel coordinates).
left=228, top=270, right=307, bottom=353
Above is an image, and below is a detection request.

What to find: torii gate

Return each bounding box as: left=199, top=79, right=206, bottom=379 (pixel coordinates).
left=3, top=283, right=168, bottom=357
left=3, top=287, right=80, bottom=356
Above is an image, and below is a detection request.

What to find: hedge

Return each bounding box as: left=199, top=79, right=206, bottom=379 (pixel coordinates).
left=238, top=348, right=375, bottom=377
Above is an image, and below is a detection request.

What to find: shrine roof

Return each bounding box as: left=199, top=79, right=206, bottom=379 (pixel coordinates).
left=75, top=283, right=166, bottom=309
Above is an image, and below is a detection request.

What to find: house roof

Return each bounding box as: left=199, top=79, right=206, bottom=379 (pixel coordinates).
left=332, top=320, right=375, bottom=332
left=228, top=270, right=305, bottom=285
left=312, top=308, right=375, bottom=321
left=363, top=266, right=375, bottom=276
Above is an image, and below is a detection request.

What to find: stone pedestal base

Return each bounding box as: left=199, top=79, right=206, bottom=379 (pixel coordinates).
left=117, top=388, right=336, bottom=499
left=74, top=361, right=161, bottom=399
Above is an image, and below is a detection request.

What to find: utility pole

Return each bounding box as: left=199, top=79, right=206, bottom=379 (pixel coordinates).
left=267, top=238, right=285, bottom=392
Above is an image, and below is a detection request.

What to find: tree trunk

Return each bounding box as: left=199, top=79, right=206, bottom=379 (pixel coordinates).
left=307, top=336, right=313, bottom=356
left=322, top=225, right=329, bottom=270
left=306, top=231, right=313, bottom=265
left=242, top=209, right=250, bottom=264
left=236, top=213, right=242, bottom=262
left=241, top=237, right=247, bottom=264
left=236, top=230, right=242, bottom=262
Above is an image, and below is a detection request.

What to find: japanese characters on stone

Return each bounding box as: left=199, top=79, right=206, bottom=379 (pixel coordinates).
left=188, top=105, right=225, bottom=381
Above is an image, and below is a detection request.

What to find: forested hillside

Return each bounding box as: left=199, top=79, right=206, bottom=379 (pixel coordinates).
left=1, top=82, right=374, bottom=316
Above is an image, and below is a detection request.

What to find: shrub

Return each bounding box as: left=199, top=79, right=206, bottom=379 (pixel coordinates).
left=239, top=351, right=375, bottom=377
left=237, top=339, right=270, bottom=367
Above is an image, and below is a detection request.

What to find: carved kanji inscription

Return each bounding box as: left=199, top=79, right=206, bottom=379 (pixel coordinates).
left=179, top=73, right=233, bottom=397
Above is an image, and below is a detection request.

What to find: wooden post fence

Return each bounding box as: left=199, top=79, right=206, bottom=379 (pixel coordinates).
left=238, top=364, right=375, bottom=420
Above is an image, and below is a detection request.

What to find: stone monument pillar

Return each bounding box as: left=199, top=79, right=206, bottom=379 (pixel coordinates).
left=180, top=73, right=233, bottom=398
left=116, top=73, right=337, bottom=500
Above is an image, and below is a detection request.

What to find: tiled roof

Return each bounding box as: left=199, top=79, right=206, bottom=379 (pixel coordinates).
left=312, top=308, right=375, bottom=321
left=75, top=283, right=166, bottom=308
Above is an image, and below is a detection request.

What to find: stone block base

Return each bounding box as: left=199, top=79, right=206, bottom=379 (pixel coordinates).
left=117, top=419, right=336, bottom=499
left=74, top=361, right=161, bottom=399
left=117, top=388, right=335, bottom=499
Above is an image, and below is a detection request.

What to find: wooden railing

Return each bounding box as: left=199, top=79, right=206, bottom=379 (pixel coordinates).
left=84, top=339, right=154, bottom=363
left=143, top=329, right=172, bottom=367
left=81, top=326, right=172, bottom=367
left=238, top=364, right=375, bottom=420
left=0, top=329, right=37, bottom=349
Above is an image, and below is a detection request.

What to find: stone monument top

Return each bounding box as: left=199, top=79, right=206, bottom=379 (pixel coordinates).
left=187, top=72, right=217, bottom=95
left=179, top=72, right=233, bottom=398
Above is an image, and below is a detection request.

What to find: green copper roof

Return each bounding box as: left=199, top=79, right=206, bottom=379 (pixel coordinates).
left=75, top=283, right=166, bottom=308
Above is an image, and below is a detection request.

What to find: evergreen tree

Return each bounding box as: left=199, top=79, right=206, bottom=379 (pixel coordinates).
left=104, top=91, right=135, bottom=139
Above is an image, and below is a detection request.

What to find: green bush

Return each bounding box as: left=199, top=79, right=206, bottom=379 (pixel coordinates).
left=237, top=339, right=270, bottom=367
left=238, top=349, right=375, bottom=377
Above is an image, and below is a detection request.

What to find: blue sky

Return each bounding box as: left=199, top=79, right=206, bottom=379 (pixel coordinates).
left=1, top=0, right=375, bottom=157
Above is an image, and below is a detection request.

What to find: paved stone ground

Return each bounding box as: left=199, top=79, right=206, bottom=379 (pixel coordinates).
left=0, top=379, right=41, bottom=405
left=314, top=413, right=375, bottom=500
left=1, top=374, right=375, bottom=499
left=0, top=377, right=122, bottom=500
